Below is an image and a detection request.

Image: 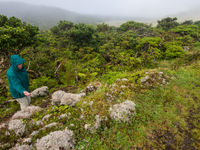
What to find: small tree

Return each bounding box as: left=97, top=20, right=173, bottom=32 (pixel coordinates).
left=157, top=17, right=179, bottom=31
left=0, top=15, right=39, bottom=56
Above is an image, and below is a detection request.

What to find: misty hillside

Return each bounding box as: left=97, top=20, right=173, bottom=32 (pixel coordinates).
left=0, top=1, right=157, bottom=29
left=168, top=6, right=200, bottom=22
left=0, top=1, right=106, bottom=28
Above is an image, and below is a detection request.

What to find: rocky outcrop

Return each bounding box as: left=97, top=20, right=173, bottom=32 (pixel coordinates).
left=31, top=86, right=49, bottom=98
left=8, top=119, right=26, bottom=136
left=12, top=105, right=42, bottom=120
left=140, top=71, right=169, bottom=87
left=35, top=127, right=75, bottom=150
left=109, top=100, right=136, bottom=122
left=51, top=90, right=86, bottom=106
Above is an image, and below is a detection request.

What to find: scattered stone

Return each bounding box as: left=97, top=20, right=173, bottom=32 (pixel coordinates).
left=84, top=115, right=102, bottom=132
left=183, top=46, right=190, bottom=52
left=93, top=115, right=102, bottom=130
left=51, top=90, right=86, bottom=106
left=116, top=78, right=129, bottom=82
left=105, top=79, right=130, bottom=101
left=22, top=138, right=32, bottom=144
left=105, top=93, right=114, bottom=101
left=83, top=101, right=87, bottom=105
left=120, top=85, right=126, bottom=89
left=70, top=124, right=74, bottom=127
left=31, top=86, right=49, bottom=98
left=12, top=105, right=42, bottom=120
left=89, top=101, right=94, bottom=107
left=109, top=100, right=136, bottom=122
left=59, top=114, right=68, bottom=119
left=35, top=127, right=75, bottom=150
left=30, top=131, right=39, bottom=137
left=10, top=144, right=32, bottom=150
left=140, top=75, right=150, bottom=83
left=140, top=71, right=169, bottom=87
left=34, top=121, right=44, bottom=126
left=5, top=131, right=10, bottom=136
left=85, top=82, right=102, bottom=94
left=80, top=115, right=84, bottom=120
left=42, top=114, right=52, bottom=121
left=0, top=123, right=6, bottom=129
left=8, top=119, right=26, bottom=136
left=44, top=122, right=58, bottom=129
left=84, top=124, right=91, bottom=130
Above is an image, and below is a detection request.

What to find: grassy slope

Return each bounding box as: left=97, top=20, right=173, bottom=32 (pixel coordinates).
left=0, top=51, right=199, bottom=149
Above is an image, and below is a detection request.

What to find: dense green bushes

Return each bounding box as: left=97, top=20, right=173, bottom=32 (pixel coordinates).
left=1, top=15, right=199, bottom=88
left=0, top=15, right=39, bottom=55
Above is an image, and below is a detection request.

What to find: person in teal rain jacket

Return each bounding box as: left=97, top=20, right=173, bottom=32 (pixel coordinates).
left=7, top=55, right=32, bottom=110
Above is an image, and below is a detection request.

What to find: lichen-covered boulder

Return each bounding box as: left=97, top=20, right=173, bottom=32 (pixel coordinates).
left=51, top=90, right=66, bottom=105
left=51, top=90, right=86, bottom=106
left=8, top=119, right=26, bottom=136
left=109, top=100, right=136, bottom=122
left=31, top=86, right=49, bottom=98
left=12, top=105, right=42, bottom=119
left=35, top=128, right=75, bottom=150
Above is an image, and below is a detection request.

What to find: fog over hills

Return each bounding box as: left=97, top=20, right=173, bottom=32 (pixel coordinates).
left=0, top=1, right=200, bottom=29
left=0, top=1, right=104, bottom=28
left=171, top=6, right=200, bottom=22
left=0, top=1, right=156, bottom=28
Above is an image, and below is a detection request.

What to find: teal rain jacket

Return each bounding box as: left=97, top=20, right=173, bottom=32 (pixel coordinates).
left=7, top=55, right=29, bottom=98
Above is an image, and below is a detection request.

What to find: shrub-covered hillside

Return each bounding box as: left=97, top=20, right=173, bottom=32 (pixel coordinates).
left=0, top=15, right=200, bottom=149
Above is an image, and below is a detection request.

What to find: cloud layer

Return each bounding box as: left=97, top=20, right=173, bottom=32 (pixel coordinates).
left=1, top=0, right=200, bottom=17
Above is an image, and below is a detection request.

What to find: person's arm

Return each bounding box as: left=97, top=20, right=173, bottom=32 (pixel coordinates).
left=9, top=75, right=30, bottom=96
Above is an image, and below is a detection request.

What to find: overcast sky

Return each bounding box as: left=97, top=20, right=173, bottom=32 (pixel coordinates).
left=1, top=0, right=200, bottom=17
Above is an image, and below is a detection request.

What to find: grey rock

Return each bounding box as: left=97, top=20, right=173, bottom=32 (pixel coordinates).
left=30, top=131, right=39, bottom=137
left=42, top=114, right=52, bottom=121
left=0, top=123, right=6, bottom=129
left=12, top=105, right=42, bottom=120
left=85, top=82, right=102, bottom=94
left=44, top=122, right=58, bottom=129
left=116, top=78, right=128, bottom=82
left=140, top=75, right=150, bottom=83
left=22, top=138, right=32, bottom=144
left=35, top=127, right=75, bottom=150
left=109, top=100, right=136, bottom=122
left=183, top=46, right=190, bottom=52
left=59, top=114, right=68, bottom=119
left=8, top=119, right=26, bottom=136
left=10, top=144, right=32, bottom=150
left=31, top=86, right=49, bottom=98
left=51, top=90, right=86, bottom=106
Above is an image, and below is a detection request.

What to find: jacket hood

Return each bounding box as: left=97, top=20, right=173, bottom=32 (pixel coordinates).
left=10, top=55, right=25, bottom=71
